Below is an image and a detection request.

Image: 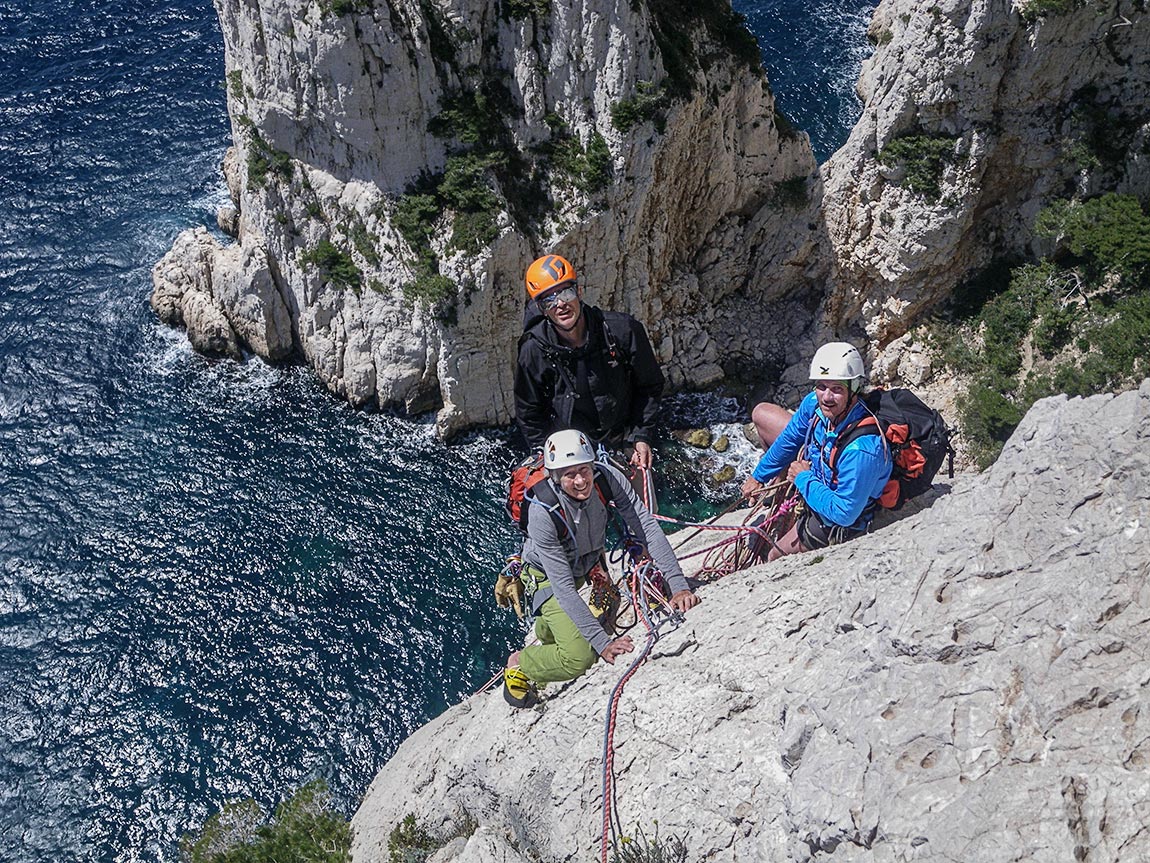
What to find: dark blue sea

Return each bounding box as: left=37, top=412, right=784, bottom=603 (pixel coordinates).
left=0, top=1, right=875, bottom=860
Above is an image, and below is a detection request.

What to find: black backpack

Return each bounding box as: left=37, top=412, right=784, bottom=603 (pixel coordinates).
left=829, top=388, right=955, bottom=509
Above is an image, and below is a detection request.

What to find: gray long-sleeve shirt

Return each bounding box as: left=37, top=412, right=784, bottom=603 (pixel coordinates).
left=521, top=463, right=687, bottom=655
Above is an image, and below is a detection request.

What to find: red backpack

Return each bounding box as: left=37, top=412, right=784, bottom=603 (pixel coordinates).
left=505, top=453, right=616, bottom=537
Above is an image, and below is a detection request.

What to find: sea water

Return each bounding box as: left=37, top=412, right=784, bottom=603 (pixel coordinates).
left=0, top=1, right=874, bottom=860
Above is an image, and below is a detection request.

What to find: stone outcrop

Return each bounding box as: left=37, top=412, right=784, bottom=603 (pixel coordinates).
left=351, top=381, right=1150, bottom=861
left=820, top=0, right=1150, bottom=358
left=154, top=0, right=817, bottom=435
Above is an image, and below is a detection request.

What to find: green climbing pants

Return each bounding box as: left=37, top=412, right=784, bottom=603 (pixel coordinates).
left=517, top=595, right=598, bottom=684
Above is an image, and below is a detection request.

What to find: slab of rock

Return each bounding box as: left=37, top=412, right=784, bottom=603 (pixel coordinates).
left=352, top=381, right=1150, bottom=862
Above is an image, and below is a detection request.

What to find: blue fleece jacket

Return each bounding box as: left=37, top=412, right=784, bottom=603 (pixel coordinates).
left=751, top=391, right=892, bottom=530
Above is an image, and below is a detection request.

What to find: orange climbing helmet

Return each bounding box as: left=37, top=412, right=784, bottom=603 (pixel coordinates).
left=525, top=254, right=577, bottom=300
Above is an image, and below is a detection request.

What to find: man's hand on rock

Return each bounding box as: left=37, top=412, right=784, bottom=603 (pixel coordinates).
left=670, top=589, right=699, bottom=613
left=601, top=636, right=635, bottom=665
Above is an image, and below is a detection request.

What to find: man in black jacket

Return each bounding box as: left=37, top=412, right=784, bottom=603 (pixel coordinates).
left=514, top=254, right=664, bottom=471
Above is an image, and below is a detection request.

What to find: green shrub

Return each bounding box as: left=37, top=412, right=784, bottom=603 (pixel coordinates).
left=610, top=82, right=669, bottom=133
left=448, top=209, right=500, bottom=253
left=877, top=133, right=959, bottom=202
left=1019, top=0, right=1083, bottom=24
left=933, top=195, right=1150, bottom=467
left=322, top=0, right=371, bottom=16
left=428, top=91, right=503, bottom=145
left=610, top=823, right=688, bottom=863
left=181, top=781, right=350, bottom=863
left=227, top=70, right=245, bottom=101
left=301, top=240, right=362, bottom=292
left=1036, top=194, right=1150, bottom=289
left=959, top=382, right=1026, bottom=470
left=504, top=0, right=550, bottom=18
left=247, top=129, right=293, bottom=189
left=393, top=193, right=440, bottom=249
left=544, top=131, right=612, bottom=194
left=770, top=176, right=809, bottom=210
left=439, top=153, right=500, bottom=213
left=349, top=219, right=381, bottom=267
left=385, top=813, right=478, bottom=863
left=387, top=814, right=438, bottom=863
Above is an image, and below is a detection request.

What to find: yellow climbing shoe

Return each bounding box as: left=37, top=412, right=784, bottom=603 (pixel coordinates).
left=503, top=666, right=538, bottom=708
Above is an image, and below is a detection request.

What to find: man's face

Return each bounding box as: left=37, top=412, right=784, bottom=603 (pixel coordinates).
left=555, top=463, right=594, bottom=500
left=814, top=380, right=853, bottom=424
left=538, top=284, right=581, bottom=330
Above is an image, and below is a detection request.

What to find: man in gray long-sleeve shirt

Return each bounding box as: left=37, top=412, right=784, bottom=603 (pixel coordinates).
left=503, top=429, right=699, bottom=708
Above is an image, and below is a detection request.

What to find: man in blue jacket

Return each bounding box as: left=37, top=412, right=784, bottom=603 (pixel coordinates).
left=740, top=342, right=892, bottom=559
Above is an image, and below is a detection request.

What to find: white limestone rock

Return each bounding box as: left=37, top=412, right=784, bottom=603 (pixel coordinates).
left=150, top=226, right=293, bottom=362
left=154, top=0, right=817, bottom=432
left=352, top=380, right=1150, bottom=862
left=820, top=0, right=1150, bottom=348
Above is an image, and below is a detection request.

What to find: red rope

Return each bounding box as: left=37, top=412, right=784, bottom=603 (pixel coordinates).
left=600, top=561, right=664, bottom=863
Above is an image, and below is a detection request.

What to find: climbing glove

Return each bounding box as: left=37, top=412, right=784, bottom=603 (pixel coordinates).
left=494, top=573, right=525, bottom=619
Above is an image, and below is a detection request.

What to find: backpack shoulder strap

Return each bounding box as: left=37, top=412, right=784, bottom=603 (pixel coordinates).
left=592, top=465, right=618, bottom=508
left=598, top=311, right=633, bottom=369
left=523, top=479, right=571, bottom=539
left=827, top=414, right=882, bottom=481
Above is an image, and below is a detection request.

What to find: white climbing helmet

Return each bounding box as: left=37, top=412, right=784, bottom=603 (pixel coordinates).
left=544, top=429, right=596, bottom=471
left=809, top=342, right=866, bottom=392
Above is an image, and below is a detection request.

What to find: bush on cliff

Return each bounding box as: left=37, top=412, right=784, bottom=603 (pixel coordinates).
left=933, top=193, right=1150, bottom=468
left=301, top=240, right=363, bottom=294
left=181, top=781, right=350, bottom=863
left=877, top=133, right=959, bottom=202
left=386, top=812, right=477, bottom=863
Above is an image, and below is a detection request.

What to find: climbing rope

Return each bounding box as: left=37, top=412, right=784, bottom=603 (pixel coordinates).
left=599, top=554, right=680, bottom=863
left=650, top=483, right=801, bottom=582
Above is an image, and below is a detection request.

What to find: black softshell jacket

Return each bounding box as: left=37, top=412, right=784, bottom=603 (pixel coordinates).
left=514, top=305, right=664, bottom=450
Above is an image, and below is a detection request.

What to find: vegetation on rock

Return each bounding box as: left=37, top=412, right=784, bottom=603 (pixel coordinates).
left=320, top=0, right=372, bottom=17
left=301, top=240, right=363, bottom=293
left=611, top=82, right=671, bottom=133
left=877, top=133, right=959, bottom=202
left=611, top=824, right=688, bottom=863
left=503, top=0, right=551, bottom=19
left=932, top=193, right=1150, bottom=467
left=386, top=812, right=477, bottom=863
left=1018, top=0, right=1084, bottom=25
left=181, top=781, right=350, bottom=863
left=769, top=176, right=810, bottom=210
left=243, top=123, right=293, bottom=189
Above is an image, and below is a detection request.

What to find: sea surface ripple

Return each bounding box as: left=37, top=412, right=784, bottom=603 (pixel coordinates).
left=0, top=2, right=873, bottom=860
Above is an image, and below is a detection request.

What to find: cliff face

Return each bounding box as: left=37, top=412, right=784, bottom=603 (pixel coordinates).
left=350, top=381, right=1150, bottom=862
left=820, top=0, right=1150, bottom=358
left=152, top=0, right=816, bottom=435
